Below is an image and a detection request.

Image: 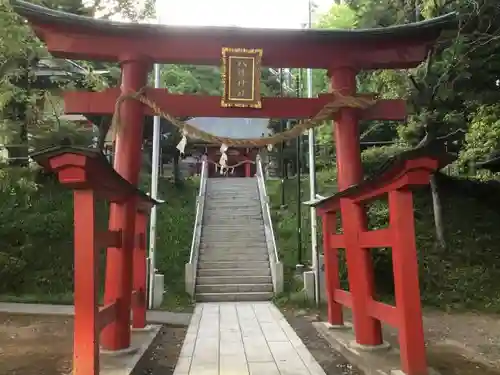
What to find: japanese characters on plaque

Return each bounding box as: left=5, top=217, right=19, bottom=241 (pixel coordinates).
left=221, top=47, right=262, bottom=109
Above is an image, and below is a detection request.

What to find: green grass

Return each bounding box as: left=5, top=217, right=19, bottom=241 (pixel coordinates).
left=154, top=176, right=197, bottom=311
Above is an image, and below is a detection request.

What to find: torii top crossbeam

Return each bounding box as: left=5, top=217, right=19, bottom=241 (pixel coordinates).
left=12, top=1, right=455, bottom=70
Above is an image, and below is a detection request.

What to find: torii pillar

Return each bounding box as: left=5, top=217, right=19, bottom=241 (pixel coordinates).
left=100, top=56, right=151, bottom=351
left=325, top=66, right=397, bottom=346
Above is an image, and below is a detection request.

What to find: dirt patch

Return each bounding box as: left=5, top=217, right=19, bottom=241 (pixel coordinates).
left=0, top=313, right=186, bottom=375
left=281, top=307, right=500, bottom=375
left=422, top=311, right=500, bottom=365
left=281, top=309, right=362, bottom=375
left=422, top=311, right=500, bottom=375
left=380, top=310, right=500, bottom=375
left=0, top=313, right=73, bottom=375
left=133, top=325, right=187, bottom=375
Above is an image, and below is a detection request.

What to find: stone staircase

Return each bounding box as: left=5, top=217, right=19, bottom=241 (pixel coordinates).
left=195, top=178, right=273, bottom=302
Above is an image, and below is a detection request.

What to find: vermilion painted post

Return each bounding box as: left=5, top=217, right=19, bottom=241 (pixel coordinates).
left=101, top=58, right=149, bottom=350
left=73, top=190, right=99, bottom=375
left=322, top=212, right=344, bottom=325
left=340, top=198, right=382, bottom=345
left=389, top=189, right=427, bottom=375
left=244, top=160, right=251, bottom=177
left=132, top=211, right=147, bottom=329
left=330, top=67, right=383, bottom=346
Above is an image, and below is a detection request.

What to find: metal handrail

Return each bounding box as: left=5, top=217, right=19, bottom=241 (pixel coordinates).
left=189, top=159, right=208, bottom=263
left=256, top=155, right=280, bottom=263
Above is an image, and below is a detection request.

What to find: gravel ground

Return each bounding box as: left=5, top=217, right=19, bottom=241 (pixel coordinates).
left=132, top=325, right=187, bottom=375
left=281, top=309, right=362, bottom=375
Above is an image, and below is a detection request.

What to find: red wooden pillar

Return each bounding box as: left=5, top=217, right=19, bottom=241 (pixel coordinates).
left=322, top=212, right=343, bottom=325
left=132, top=211, right=148, bottom=329
left=389, top=189, right=427, bottom=375
left=73, top=190, right=99, bottom=375
left=244, top=148, right=251, bottom=177
left=101, top=57, right=149, bottom=350
left=330, top=67, right=383, bottom=346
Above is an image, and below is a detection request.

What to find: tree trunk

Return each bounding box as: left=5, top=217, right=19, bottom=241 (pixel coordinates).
left=430, top=173, right=446, bottom=249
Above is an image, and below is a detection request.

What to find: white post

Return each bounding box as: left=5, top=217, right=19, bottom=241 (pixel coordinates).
left=306, top=0, right=320, bottom=306
left=148, top=4, right=162, bottom=309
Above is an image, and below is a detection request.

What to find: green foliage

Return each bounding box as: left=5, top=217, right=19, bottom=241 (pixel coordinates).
left=316, top=3, right=358, bottom=29
left=160, top=65, right=221, bottom=96
left=459, top=105, right=500, bottom=164
left=360, top=143, right=409, bottom=174
left=0, top=168, right=74, bottom=295
left=270, top=146, right=500, bottom=311
left=0, top=168, right=196, bottom=310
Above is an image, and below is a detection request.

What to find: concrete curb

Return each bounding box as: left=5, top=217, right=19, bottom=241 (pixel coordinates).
left=0, top=302, right=192, bottom=326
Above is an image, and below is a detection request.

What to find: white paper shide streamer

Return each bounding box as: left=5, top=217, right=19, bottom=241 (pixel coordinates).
left=216, top=143, right=233, bottom=175
left=176, top=129, right=189, bottom=155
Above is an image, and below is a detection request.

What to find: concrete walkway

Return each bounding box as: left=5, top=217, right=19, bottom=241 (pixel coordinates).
left=175, top=302, right=326, bottom=375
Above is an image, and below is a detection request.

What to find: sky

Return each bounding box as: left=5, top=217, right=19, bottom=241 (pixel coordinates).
left=158, top=0, right=334, bottom=28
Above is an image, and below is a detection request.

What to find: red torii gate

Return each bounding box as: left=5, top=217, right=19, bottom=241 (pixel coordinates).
left=308, top=143, right=454, bottom=375
left=12, top=1, right=455, bottom=374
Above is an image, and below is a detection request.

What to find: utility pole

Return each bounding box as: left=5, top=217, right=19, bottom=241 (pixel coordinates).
left=306, top=0, right=320, bottom=305
left=148, top=3, right=162, bottom=310
left=296, top=70, right=303, bottom=270
left=279, top=68, right=287, bottom=208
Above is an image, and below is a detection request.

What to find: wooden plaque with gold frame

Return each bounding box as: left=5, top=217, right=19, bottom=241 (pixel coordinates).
left=221, top=47, right=262, bottom=109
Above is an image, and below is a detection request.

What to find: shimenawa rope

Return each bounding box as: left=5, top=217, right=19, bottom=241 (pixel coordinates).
left=110, top=89, right=376, bottom=174
left=111, top=89, right=375, bottom=146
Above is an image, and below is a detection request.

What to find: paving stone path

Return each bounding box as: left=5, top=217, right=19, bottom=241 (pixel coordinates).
left=174, top=302, right=326, bottom=375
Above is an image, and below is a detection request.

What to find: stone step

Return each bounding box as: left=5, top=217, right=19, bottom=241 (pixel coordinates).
left=202, top=224, right=263, bottom=228
left=197, top=268, right=271, bottom=277
left=207, top=191, right=257, bottom=194
left=200, top=243, right=267, bottom=248
left=202, top=226, right=264, bottom=230
left=199, top=253, right=268, bottom=262
left=207, top=193, right=256, bottom=195
left=202, top=232, right=264, bottom=235
left=195, top=283, right=273, bottom=294
left=204, top=214, right=262, bottom=217
left=203, top=221, right=262, bottom=225
left=195, top=292, right=273, bottom=302
left=202, top=225, right=264, bottom=229
left=206, top=211, right=260, bottom=214
left=206, top=195, right=257, bottom=198
left=200, top=244, right=267, bottom=249
left=204, top=204, right=260, bottom=207
left=204, top=209, right=261, bottom=213
left=198, top=261, right=269, bottom=269
left=206, top=201, right=258, bottom=204
left=200, top=252, right=269, bottom=262
left=201, top=243, right=267, bottom=249
left=196, top=275, right=272, bottom=285
left=205, top=216, right=262, bottom=219
left=201, top=236, right=265, bottom=241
